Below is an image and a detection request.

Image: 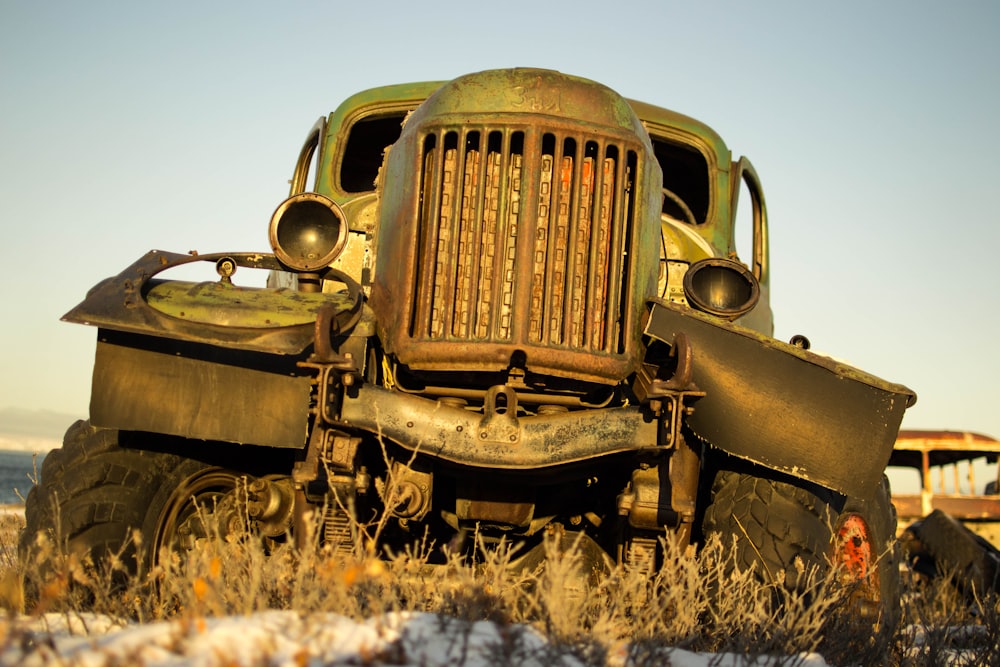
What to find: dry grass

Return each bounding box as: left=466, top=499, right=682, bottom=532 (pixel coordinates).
left=2, top=503, right=999, bottom=665
left=895, top=569, right=1000, bottom=666
left=0, top=511, right=23, bottom=615
left=1, top=510, right=991, bottom=666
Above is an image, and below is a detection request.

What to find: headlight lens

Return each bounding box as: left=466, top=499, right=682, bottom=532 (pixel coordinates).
left=682, top=257, right=759, bottom=320
left=268, top=193, right=348, bottom=272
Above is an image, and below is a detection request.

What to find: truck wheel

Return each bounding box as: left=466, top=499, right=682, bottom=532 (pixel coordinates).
left=702, top=469, right=899, bottom=635
left=903, top=508, right=1000, bottom=596
left=701, top=469, right=836, bottom=591
left=19, top=420, right=244, bottom=589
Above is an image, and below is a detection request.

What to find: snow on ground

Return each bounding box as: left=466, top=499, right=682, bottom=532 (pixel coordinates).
left=0, top=611, right=833, bottom=667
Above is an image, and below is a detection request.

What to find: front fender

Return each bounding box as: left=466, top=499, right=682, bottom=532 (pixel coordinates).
left=645, top=298, right=916, bottom=499
left=63, top=250, right=364, bottom=354
left=70, top=250, right=368, bottom=448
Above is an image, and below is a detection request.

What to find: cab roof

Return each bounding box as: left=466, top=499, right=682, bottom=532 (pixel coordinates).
left=327, top=76, right=731, bottom=165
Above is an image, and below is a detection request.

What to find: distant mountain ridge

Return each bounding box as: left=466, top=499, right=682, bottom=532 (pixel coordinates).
left=0, top=407, right=82, bottom=452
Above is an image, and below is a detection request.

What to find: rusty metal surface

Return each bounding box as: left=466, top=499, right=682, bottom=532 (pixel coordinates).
left=63, top=250, right=349, bottom=355
left=645, top=297, right=916, bottom=499
left=902, top=510, right=1000, bottom=593
left=890, top=429, right=1000, bottom=526
left=891, top=430, right=1000, bottom=468
left=891, top=450, right=1000, bottom=470
left=338, top=383, right=661, bottom=469
left=896, top=430, right=1000, bottom=445
left=371, top=69, right=662, bottom=385
left=623, top=438, right=699, bottom=533
left=895, top=495, right=1000, bottom=521
left=91, top=331, right=312, bottom=448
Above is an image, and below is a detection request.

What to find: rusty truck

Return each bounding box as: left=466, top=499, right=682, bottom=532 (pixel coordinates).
left=889, top=430, right=1000, bottom=594
left=22, top=69, right=915, bottom=623
left=890, top=430, right=1000, bottom=544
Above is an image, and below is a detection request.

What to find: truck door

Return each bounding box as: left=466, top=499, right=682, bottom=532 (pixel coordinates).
left=730, top=156, right=772, bottom=333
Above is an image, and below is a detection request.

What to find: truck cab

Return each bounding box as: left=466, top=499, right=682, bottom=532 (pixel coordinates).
left=284, top=75, right=773, bottom=335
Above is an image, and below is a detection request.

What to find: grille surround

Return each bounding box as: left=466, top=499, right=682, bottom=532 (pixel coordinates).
left=371, top=71, right=662, bottom=386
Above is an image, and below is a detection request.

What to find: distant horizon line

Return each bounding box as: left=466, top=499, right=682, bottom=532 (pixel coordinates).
left=0, top=436, right=59, bottom=453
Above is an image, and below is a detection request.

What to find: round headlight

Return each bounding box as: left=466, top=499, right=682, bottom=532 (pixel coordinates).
left=682, top=257, right=760, bottom=320
left=268, top=193, right=348, bottom=272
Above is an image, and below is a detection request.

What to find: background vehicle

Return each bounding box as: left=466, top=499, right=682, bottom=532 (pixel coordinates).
left=21, top=69, right=914, bottom=621
left=889, top=430, right=1000, bottom=545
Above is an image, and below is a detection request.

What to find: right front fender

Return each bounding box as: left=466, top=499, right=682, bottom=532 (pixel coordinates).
left=645, top=298, right=916, bottom=499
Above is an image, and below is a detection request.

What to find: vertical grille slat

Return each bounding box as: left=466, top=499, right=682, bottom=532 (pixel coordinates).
left=499, top=153, right=522, bottom=340
left=605, top=154, right=635, bottom=353
left=412, top=125, right=637, bottom=360
left=475, top=148, right=500, bottom=338
left=529, top=152, right=553, bottom=343
left=549, top=153, right=573, bottom=345
left=429, top=145, right=457, bottom=338
left=587, top=154, right=615, bottom=349
left=568, top=153, right=593, bottom=348
left=452, top=141, right=480, bottom=338
left=412, top=141, right=443, bottom=337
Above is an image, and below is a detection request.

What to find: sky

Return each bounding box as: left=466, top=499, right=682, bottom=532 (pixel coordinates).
left=1, top=1, right=998, bottom=441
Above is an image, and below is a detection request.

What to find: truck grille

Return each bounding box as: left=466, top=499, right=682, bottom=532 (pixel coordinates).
left=409, top=126, right=638, bottom=359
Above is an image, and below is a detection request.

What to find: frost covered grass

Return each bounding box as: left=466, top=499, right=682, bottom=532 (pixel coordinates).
left=1, top=509, right=999, bottom=666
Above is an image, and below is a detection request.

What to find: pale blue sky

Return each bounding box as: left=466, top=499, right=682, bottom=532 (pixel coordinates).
left=1, top=1, right=998, bottom=439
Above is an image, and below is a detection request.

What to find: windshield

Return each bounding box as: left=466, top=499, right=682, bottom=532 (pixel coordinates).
left=339, top=113, right=409, bottom=193
left=650, top=137, right=709, bottom=224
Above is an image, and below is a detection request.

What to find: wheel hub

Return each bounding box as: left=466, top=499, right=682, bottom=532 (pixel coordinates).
left=835, top=512, right=880, bottom=612
left=153, top=468, right=247, bottom=557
